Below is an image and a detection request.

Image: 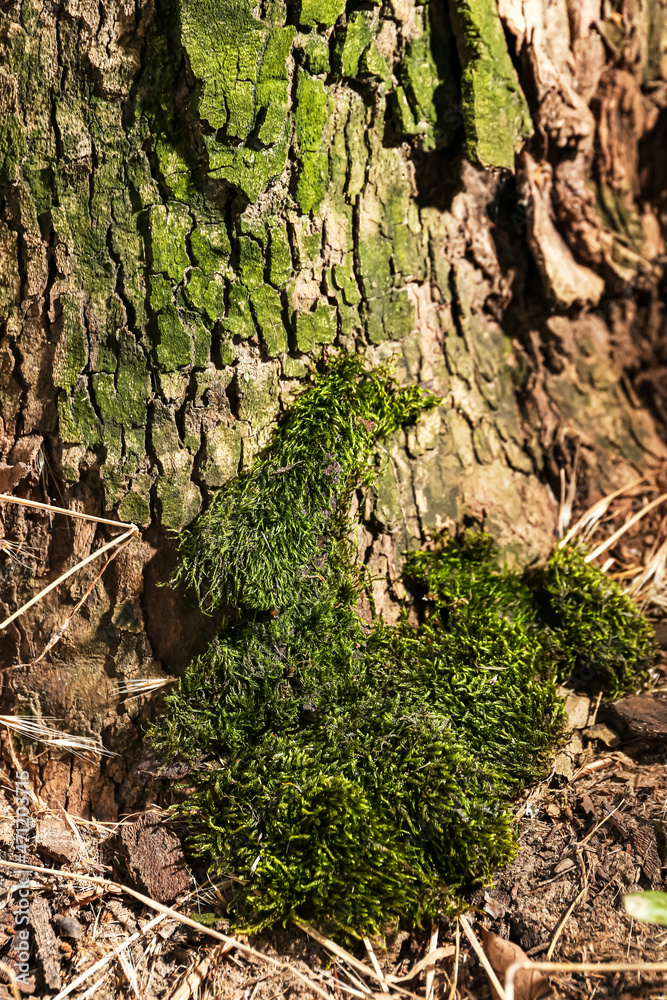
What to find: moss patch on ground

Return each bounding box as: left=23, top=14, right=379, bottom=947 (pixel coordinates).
left=150, top=359, right=655, bottom=938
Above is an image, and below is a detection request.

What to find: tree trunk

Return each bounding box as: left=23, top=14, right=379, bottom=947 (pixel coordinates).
left=0, top=0, right=665, bottom=815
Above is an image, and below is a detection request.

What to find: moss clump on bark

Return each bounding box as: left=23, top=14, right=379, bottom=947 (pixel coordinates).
left=171, top=356, right=439, bottom=613
left=150, top=361, right=654, bottom=938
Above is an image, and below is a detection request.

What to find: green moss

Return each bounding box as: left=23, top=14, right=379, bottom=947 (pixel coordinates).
left=301, top=34, right=331, bottom=75
left=295, top=301, right=336, bottom=353
left=189, top=222, right=231, bottom=272
left=178, top=0, right=294, bottom=201
left=332, top=263, right=361, bottom=306
left=183, top=269, right=226, bottom=324
left=398, top=27, right=451, bottom=149
left=222, top=283, right=256, bottom=339
left=359, top=42, right=390, bottom=80
left=267, top=221, right=293, bottom=290
left=238, top=237, right=265, bottom=290
left=534, top=547, right=655, bottom=698
left=388, top=4, right=459, bottom=150
left=54, top=295, right=87, bottom=394
left=0, top=113, right=27, bottom=185
left=148, top=204, right=192, bottom=283
left=154, top=138, right=194, bottom=201
left=250, top=284, right=288, bottom=356
left=69, top=387, right=103, bottom=447
left=170, top=357, right=438, bottom=612
left=391, top=86, right=422, bottom=136
left=152, top=362, right=654, bottom=939
left=148, top=274, right=195, bottom=371
left=118, top=490, right=151, bottom=526
left=180, top=0, right=265, bottom=133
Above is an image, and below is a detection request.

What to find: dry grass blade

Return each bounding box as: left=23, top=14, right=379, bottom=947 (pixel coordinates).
left=76, top=971, right=111, bottom=1000
left=296, top=922, right=424, bottom=1000
left=446, top=921, right=460, bottom=1000
left=24, top=529, right=137, bottom=666
left=584, top=491, right=667, bottom=563
left=545, top=802, right=624, bottom=960
left=328, top=976, right=367, bottom=998
left=504, top=959, right=667, bottom=1000
left=334, top=961, right=374, bottom=998
left=624, top=535, right=667, bottom=604
left=385, top=949, right=456, bottom=985
left=0, top=538, right=37, bottom=572
left=546, top=850, right=588, bottom=960
left=363, top=938, right=389, bottom=993
left=558, top=476, right=645, bottom=548
left=117, top=945, right=140, bottom=997
left=557, top=442, right=581, bottom=538
left=1, top=717, right=111, bottom=757
left=0, top=493, right=135, bottom=529
left=0, top=525, right=138, bottom=631
left=168, top=955, right=215, bottom=1000
left=114, top=677, right=176, bottom=701
left=51, top=912, right=166, bottom=1000
left=458, top=914, right=506, bottom=1000
left=0, top=861, right=334, bottom=1000
left=425, top=922, right=439, bottom=1000
left=0, top=960, right=20, bottom=1000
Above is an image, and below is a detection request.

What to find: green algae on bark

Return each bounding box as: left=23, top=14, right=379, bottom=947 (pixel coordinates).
left=448, top=0, right=534, bottom=167
left=150, top=360, right=655, bottom=938
left=0, top=0, right=539, bottom=526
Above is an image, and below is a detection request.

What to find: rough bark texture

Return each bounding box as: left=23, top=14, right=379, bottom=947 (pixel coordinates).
left=0, top=0, right=666, bottom=815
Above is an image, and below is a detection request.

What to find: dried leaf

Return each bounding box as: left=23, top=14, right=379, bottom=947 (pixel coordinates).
left=481, top=929, right=552, bottom=1000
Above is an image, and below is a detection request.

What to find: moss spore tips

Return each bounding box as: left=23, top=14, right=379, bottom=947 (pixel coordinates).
left=152, top=362, right=655, bottom=939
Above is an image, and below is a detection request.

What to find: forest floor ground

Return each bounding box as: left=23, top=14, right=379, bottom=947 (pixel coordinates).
left=1, top=481, right=667, bottom=999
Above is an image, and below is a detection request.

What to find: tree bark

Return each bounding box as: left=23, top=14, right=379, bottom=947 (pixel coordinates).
left=0, top=0, right=665, bottom=815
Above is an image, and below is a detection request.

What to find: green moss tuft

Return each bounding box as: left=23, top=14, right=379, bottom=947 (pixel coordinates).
left=536, top=547, right=655, bottom=697
left=151, top=364, right=654, bottom=939
left=171, top=356, right=439, bottom=613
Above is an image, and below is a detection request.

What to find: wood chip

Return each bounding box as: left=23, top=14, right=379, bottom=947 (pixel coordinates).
left=631, top=824, right=662, bottom=888
left=111, top=814, right=191, bottom=904
left=36, top=818, right=81, bottom=866
left=603, top=695, right=667, bottom=739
